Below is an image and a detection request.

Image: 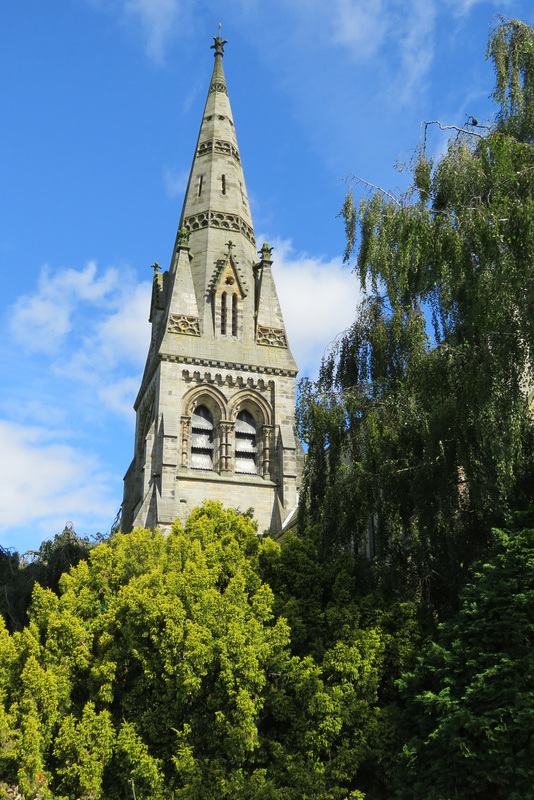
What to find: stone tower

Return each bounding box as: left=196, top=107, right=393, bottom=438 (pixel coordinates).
left=122, top=36, right=301, bottom=535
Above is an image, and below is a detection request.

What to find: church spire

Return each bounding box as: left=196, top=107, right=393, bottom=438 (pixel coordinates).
left=174, top=36, right=256, bottom=314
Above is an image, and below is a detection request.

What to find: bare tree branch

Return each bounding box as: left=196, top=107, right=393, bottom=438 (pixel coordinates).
left=422, top=119, right=486, bottom=143
left=345, top=174, right=402, bottom=207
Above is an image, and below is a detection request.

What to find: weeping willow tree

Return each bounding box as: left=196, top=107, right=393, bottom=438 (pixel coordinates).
left=298, top=18, right=534, bottom=615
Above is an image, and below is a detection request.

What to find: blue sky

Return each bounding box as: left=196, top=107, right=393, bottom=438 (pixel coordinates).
left=1, top=0, right=532, bottom=553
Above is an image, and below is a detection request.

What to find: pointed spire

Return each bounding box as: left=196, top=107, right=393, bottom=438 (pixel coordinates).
left=209, top=29, right=228, bottom=96
left=173, top=34, right=257, bottom=315
left=158, top=37, right=296, bottom=373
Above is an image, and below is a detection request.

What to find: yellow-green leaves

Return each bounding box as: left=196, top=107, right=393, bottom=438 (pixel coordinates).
left=0, top=503, right=294, bottom=798
left=54, top=703, right=115, bottom=798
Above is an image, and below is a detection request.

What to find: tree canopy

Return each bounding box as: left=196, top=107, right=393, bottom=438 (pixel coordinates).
left=397, top=513, right=534, bottom=799
left=0, top=503, right=421, bottom=799
left=0, top=526, right=94, bottom=633
left=298, top=17, right=534, bottom=615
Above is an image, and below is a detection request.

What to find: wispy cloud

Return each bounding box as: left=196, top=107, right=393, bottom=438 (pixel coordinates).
left=83, top=0, right=184, bottom=63
left=9, top=262, right=151, bottom=417
left=393, top=0, right=436, bottom=105
left=1, top=262, right=152, bottom=548
left=99, top=376, right=142, bottom=418
left=445, top=0, right=508, bottom=17
left=123, top=0, right=182, bottom=63
left=331, top=0, right=389, bottom=58
left=164, top=166, right=190, bottom=198
left=329, top=0, right=437, bottom=104
left=11, top=261, right=120, bottom=355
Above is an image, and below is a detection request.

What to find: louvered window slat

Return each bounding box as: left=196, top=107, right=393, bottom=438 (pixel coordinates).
left=235, top=410, right=257, bottom=475
left=192, top=432, right=214, bottom=450
left=235, top=456, right=257, bottom=474
left=191, top=451, right=214, bottom=470
left=191, top=405, right=214, bottom=470
left=235, top=437, right=257, bottom=453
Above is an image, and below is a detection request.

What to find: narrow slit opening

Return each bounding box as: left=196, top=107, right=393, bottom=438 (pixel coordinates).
left=221, top=292, right=227, bottom=335
left=232, top=293, right=238, bottom=336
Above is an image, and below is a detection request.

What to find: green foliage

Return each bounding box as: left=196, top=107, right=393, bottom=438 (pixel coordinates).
left=0, top=504, right=289, bottom=798
left=299, top=18, right=534, bottom=615
left=0, top=503, right=423, bottom=799
left=489, top=15, right=534, bottom=141
left=0, top=526, right=93, bottom=632
left=260, top=531, right=423, bottom=798
left=397, top=517, right=534, bottom=799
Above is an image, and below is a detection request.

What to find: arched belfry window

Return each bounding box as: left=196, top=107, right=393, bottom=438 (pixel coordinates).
left=235, top=410, right=257, bottom=474
left=191, top=405, right=214, bottom=470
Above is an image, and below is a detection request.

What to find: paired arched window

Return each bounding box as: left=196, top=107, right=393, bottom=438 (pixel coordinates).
left=191, top=405, right=214, bottom=470
left=235, top=410, right=258, bottom=474
left=186, top=400, right=264, bottom=477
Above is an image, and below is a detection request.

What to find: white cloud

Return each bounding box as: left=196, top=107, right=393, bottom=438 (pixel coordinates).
left=51, top=278, right=151, bottom=417
left=99, top=376, right=141, bottom=418
left=86, top=280, right=152, bottom=369
left=0, top=400, right=67, bottom=428
left=123, top=0, right=181, bottom=63
left=445, top=0, right=508, bottom=16
left=164, top=166, right=190, bottom=198
left=8, top=262, right=151, bottom=418
left=0, top=420, right=117, bottom=546
left=83, top=0, right=186, bottom=62
left=268, top=238, right=363, bottom=378
left=331, top=0, right=389, bottom=58
left=11, top=261, right=120, bottom=355
left=393, top=0, right=436, bottom=105
left=2, top=261, right=149, bottom=549
left=328, top=0, right=437, bottom=104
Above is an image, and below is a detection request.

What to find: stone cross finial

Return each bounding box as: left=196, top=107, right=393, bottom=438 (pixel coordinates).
left=151, top=262, right=161, bottom=276
left=226, top=240, right=235, bottom=254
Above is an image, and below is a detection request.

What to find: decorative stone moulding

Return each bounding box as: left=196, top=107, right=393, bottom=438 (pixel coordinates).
left=256, top=325, right=288, bottom=348
left=208, top=257, right=247, bottom=298
left=197, top=139, right=241, bottom=163
left=209, top=81, right=228, bottom=96
left=160, top=353, right=296, bottom=377
left=168, top=314, right=201, bottom=336
left=203, top=115, right=234, bottom=127
left=182, top=368, right=275, bottom=392
left=183, top=210, right=256, bottom=246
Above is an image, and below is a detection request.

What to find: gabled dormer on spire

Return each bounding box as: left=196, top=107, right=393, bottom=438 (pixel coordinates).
left=209, top=242, right=246, bottom=340
left=122, top=38, right=302, bottom=538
